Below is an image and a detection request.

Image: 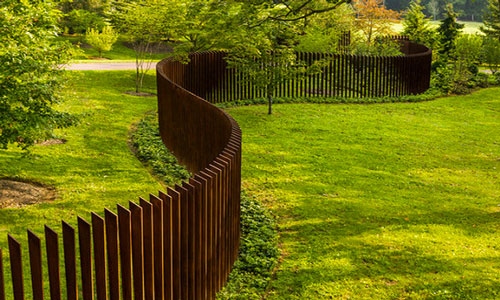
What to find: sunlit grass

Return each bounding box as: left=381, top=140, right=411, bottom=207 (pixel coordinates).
left=227, top=89, right=500, bottom=299
left=392, top=20, right=483, bottom=35
left=0, top=70, right=160, bottom=297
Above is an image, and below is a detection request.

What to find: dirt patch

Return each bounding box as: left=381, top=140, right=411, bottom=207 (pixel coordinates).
left=35, top=138, right=66, bottom=146
left=0, top=179, right=57, bottom=208
left=124, top=91, right=156, bottom=97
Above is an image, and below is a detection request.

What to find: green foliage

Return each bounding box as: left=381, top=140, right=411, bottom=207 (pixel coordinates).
left=62, top=9, right=106, bottom=34
left=0, top=0, right=74, bottom=149
left=350, top=37, right=403, bottom=56
left=217, top=193, right=279, bottom=300
left=437, top=4, right=464, bottom=56
left=130, top=112, right=190, bottom=186
left=85, top=26, right=118, bottom=57
left=402, top=0, right=436, bottom=48
left=481, top=37, right=500, bottom=74
left=481, top=0, right=500, bottom=40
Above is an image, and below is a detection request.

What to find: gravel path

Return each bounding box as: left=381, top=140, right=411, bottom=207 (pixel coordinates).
left=64, top=62, right=157, bottom=71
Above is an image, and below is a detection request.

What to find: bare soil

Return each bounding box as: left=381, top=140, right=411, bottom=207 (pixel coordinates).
left=0, top=179, right=57, bottom=208
left=124, top=91, right=156, bottom=97
left=35, top=138, right=66, bottom=146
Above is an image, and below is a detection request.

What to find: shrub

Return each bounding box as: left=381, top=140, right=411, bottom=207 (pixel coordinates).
left=85, top=26, right=118, bottom=57
left=481, top=37, right=500, bottom=74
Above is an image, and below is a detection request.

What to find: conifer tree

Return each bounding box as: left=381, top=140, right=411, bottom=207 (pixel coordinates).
left=481, top=0, right=500, bottom=40
left=437, top=4, right=464, bottom=56
left=402, top=0, right=435, bottom=47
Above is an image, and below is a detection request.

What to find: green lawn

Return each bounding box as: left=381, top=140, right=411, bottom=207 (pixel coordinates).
left=226, top=90, right=500, bottom=299
left=0, top=71, right=161, bottom=296
left=392, top=20, right=483, bottom=35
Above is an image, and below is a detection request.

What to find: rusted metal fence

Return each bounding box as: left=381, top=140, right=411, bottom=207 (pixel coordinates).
left=0, top=56, right=241, bottom=299
left=174, top=40, right=431, bottom=104
left=0, top=38, right=431, bottom=300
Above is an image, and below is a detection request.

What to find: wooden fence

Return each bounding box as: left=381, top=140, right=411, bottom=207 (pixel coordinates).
left=177, top=39, right=432, bottom=104
left=0, top=57, right=242, bottom=299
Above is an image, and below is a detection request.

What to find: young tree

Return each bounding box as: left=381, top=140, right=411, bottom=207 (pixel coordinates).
left=427, top=0, right=440, bottom=20
left=0, top=0, right=73, bottom=149
left=226, top=24, right=305, bottom=115
left=437, top=4, right=464, bottom=56
left=402, top=0, right=436, bottom=47
left=481, top=0, right=500, bottom=40
left=85, top=26, right=118, bottom=57
left=113, top=0, right=181, bottom=93
left=353, top=0, right=401, bottom=45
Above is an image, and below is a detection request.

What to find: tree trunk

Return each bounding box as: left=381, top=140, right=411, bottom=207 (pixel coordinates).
left=268, top=94, right=272, bottom=115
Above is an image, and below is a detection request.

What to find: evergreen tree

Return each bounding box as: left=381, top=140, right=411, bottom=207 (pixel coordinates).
left=481, top=0, right=500, bottom=40
left=402, top=0, right=435, bottom=47
left=437, top=4, right=464, bottom=56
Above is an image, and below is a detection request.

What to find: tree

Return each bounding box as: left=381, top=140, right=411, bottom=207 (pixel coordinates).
left=437, top=4, right=464, bottom=56
left=85, top=26, right=118, bottom=57
left=481, top=0, right=500, bottom=40
left=353, top=0, right=401, bottom=45
left=0, top=0, right=73, bottom=149
left=112, top=0, right=181, bottom=93
left=427, top=0, right=440, bottom=20
left=402, top=0, right=436, bottom=47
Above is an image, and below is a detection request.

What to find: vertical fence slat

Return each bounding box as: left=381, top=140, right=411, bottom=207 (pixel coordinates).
left=117, top=205, right=133, bottom=300
left=158, top=191, right=173, bottom=300
left=78, top=217, right=93, bottom=300
left=166, top=188, right=182, bottom=300
left=27, top=230, right=43, bottom=300
left=91, top=213, right=107, bottom=300
left=8, top=235, right=24, bottom=300
left=0, top=249, right=5, bottom=300
left=189, top=178, right=203, bottom=300
left=104, top=209, right=120, bottom=300
left=45, top=226, right=61, bottom=300
left=129, top=201, right=144, bottom=300
left=139, top=198, right=155, bottom=300
left=62, top=221, right=78, bottom=300
left=182, top=182, right=197, bottom=300
left=150, top=194, right=164, bottom=300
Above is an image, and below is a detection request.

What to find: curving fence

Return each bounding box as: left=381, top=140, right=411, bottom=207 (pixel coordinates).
left=174, top=40, right=432, bottom=103
left=0, top=39, right=431, bottom=300
left=0, top=59, right=241, bottom=299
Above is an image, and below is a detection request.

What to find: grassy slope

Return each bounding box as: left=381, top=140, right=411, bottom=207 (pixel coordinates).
left=227, top=89, right=500, bottom=299
left=0, top=71, right=160, bottom=295
left=392, top=20, right=483, bottom=35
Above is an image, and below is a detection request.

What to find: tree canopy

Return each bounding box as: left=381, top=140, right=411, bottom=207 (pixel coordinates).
left=0, top=0, right=73, bottom=149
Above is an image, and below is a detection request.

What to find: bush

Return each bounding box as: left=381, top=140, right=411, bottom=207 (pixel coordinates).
left=481, top=37, right=500, bottom=74
left=63, top=9, right=106, bottom=34
left=85, top=26, right=118, bottom=57
left=217, top=193, right=279, bottom=300
left=130, top=112, right=190, bottom=186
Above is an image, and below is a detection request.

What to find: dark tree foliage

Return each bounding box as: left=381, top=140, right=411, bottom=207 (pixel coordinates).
left=481, top=0, right=500, bottom=40
left=437, top=4, right=464, bottom=56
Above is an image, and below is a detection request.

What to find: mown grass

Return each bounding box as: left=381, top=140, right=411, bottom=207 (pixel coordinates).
left=226, top=89, right=500, bottom=299
left=393, top=20, right=483, bottom=35
left=0, top=70, right=160, bottom=296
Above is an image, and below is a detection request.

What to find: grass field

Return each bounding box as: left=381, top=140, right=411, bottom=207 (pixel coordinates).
left=392, top=20, right=483, bottom=35
left=1, top=71, right=498, bottom=298
left=0, top=71, right=160, bottom=296
left=227, top=90, right=500, bottom=299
